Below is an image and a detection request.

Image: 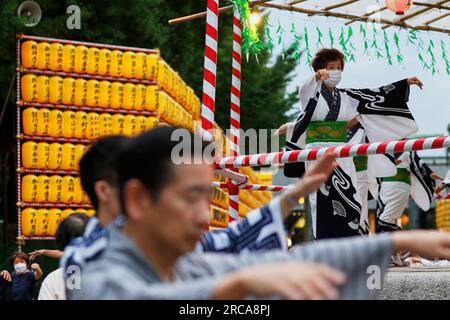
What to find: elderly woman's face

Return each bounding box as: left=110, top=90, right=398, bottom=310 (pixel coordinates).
left=325, top=60, right=342, bottom=71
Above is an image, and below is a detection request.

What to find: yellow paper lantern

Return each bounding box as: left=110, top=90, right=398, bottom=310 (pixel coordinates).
left=75, top=209, right=88, bottom=215
left=145, top=54, right=159, bottom=80
left=123, top=115, right=137, bottom=136
left=74, top=144, right=86, bottom=171
left=146, top=116, right=159, bottom=130
left=73, top=177, right=83, bottom=204
left=111, top=114, right=125, bottom=135
left=61, top=176, right=75, bottom=204
left=98, top=81, right=111, bottom=108
left=86, top=80, right=100, bottom=107
left=61, top=111, right=76, bottom=138
left=36, top=175, right=50, bottom=203
left=35, top=209, right=50, bottom=236
left=47, top=209, right=62, bottom=236
left=22, top=107, right=39, bottom=135
left=48, top=175, right=63, bottom=203
left=123, top=83, right=136, bottom=110
left=49, top=42, right=64, bottom=71
left=36, top=142, right=50, bottom=169
left=48, top=109, right=63, bottom=137
left=144, top=85, right=158, bottom=112
left=157, top=91, right=170, bottom=120
left=61, top=209, right=75, bottom=220
left=122, top=51, right=136, bottom=79
left=36, top=42, right=51, bottom=70
left=21, top=175, right=38, bottom=203
left=74, top=45, right=88, bottom=74
left=99, top=113, right=112, bottom=137
left=36, top=76, right=50, bottom=103
left=74, top=78, right=87, bottom=107
left=21, top=208, right=37, bottom=237
left=61, top=44, right=76, bottom=72
left=134, top=84, right=146, bottom=111
left=86, top=209, right=96, bottom=217
left=62, top=77, right=76, bottom=105
left=110, top=50, right=123, bottom=77
left=36, top=108, right=50, bottom=136
left=21, top=74, right=38, bottom=102
left=73, top=111, right=88, bottom=139
left=48, top=76, right=63, bottom=104
left=135, top=52, right=147, bottom=79
left=22, top=141, right=38, bottom=169
left=136, top=116, right=148, bottom=134
left=61, top=143, right=76, bottom=170
left=21, top=41, right=38, bottom=68
left=48, top=143, right=63, bottom=170
left=86, top=112, right=99, bottom=140
left=110, top=82, right=124, bottom=109
left=86, top=47, right=100, bottom=74
left=98, top=49, right=111, bottom=75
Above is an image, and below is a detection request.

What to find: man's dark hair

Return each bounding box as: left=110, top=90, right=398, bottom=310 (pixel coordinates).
left=118, top=126, right=213, bottom=215
left=55, top=213, right=90, bottom=251
left=11, top=252, right=29, bottom=266
left=311, top=48, right=345, bottom=72
left=79, top=135, right=129, bottom=209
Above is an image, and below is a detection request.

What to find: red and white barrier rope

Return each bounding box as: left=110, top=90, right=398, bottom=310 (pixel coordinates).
left=212, top=181, right=286, bottom=192
left=215, top=168, right=248, bottom=185
left=200, top=0, right=219, bottom=141
left=217, top=136, right=450, bottom=169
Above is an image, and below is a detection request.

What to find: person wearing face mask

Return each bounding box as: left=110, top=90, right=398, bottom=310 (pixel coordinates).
left=0, top=252, right=43, bottom=300
left=275, top=48, right=424, bottom=240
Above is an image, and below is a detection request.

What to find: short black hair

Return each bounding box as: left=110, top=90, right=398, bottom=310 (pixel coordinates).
left=118, top=126, right=214, bottom=215
left=79, top=135, right=130, bottom=209
left=311, top=48, right=345, bottom=72
left=55, top=213, right=90, bottom=251
left=11, top=252, right=29, bottom=266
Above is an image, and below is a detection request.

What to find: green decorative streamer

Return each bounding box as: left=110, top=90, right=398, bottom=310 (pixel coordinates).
left=276, top=20, right=286, bottom=59
left=383, top=30, right=392, bottom=65
left=339, top=27, right=348, bottom=61
left=427, top=39, right=437, bottom=75
left=316, top=27, right=324, bottom=48
left=231, top=0, right=264, bottom=58
left=408, top=29, right=417, bottom=45
left=359, top=23, right=370, bottom=56
left=393, top=32, right=404, bottom=65
left=370, top=23, right=383, bottom=59
left=346, top=26, right=356, bottom=62
left=328, top=27, right=335, bottom=47
left=291, top=22, right=302, bottom=61
left=304, top=27, right=312, bottom=65
left=441, top=40, right=450, bottom=75
left=266, top=22, right=274, bottom=55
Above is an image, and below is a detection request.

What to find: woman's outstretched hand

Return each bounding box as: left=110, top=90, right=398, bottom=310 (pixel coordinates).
left=407, top=77, right=423, bottom=89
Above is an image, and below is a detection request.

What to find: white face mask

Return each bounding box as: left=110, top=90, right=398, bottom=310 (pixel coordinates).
left=14, top=262, right=27, bottom=274
left=323, top=70, right=342, bottom=88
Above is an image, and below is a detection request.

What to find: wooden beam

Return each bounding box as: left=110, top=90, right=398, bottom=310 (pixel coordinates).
left=168, top=0, right=273, bottom=25
left=287, top=0, right=309, bottom=5
left=423, top=12, right=450, bottom=25
left=256, top=2, right=450, bottom=35
left=345, top=5, right=388, bottom=25
left=414, top=1, right=450, bottom=10
left=323, top=0, right=359, bottom=11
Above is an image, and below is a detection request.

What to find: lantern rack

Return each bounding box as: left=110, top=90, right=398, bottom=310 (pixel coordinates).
left=20, top=134, right=93, bottom=145
left=19, top=168, right=80, bottom=176
left=20, top=202, right=93, bottom=209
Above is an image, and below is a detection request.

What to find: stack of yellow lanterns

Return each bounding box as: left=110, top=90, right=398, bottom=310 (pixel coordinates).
left=436, top=200, right=450, bottom=232
left=19, top=38, right=206, bottom=237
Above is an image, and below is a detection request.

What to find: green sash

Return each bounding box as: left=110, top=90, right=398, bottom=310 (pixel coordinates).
left=305, top=121, right=347, bottom=144
left=384, top=167, right=411, bottom=185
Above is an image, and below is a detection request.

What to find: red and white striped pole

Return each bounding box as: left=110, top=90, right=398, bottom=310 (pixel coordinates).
left=216, top=136, right=450, bottom=169
left=200, top=0, right=219, bottom=141
left=227, top=8, right=243, bottom=222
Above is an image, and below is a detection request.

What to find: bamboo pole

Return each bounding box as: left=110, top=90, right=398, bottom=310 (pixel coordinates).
left=423, top=12, right=450, bottom=25
left=345, top=5, right=388, bottom=25
left=324, top=0, right=359, bottom=11
left=168, top=0, right=273, bottom=25
left=414, top=1, right=450, bottom=10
